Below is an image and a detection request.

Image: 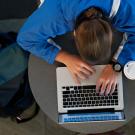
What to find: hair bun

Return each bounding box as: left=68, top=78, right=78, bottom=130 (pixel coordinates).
left=75, top=7, right=103, bottom=30
left=85, top=7, right=103, bottom=19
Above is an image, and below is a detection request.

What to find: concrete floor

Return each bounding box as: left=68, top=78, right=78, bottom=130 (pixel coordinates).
left=0, top=110, right=75, bottom=135
left=0, top=19, right=135, bottom=135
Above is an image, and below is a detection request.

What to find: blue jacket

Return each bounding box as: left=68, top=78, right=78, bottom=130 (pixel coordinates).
left=17, top=0, right=135, bottom=66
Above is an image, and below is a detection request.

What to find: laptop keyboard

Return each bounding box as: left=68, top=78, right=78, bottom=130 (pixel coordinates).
left=62, top=85, right=118, bottom=108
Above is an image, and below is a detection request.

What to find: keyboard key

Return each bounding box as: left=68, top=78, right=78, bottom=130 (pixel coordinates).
left=96, top=101, right=99, bottom=104
left=88, top=101, right=91, bottom=104
left=83, top=90, right=87, bottom=93
left=109, top=96, right=113, bottom=99
left=90, top=97, right=93, bottom=100
left=70, top=95, right=73, bottom=97
left=113, top=92, right=118, bottom=96
left=71, top=91, right=74, bottom=94
left=81, top=101, right=83, bottom=104
left=87, top=90, right=90, bottom=93
left=107, top=100, right=111, bottom=103
left=81, top=94, right=84, bottom=97
left=63, top=102, right=68, bottom=105
left=92, top=101, right=95, bottom=104
left=78, top=86, right=82, bottom=89
left=63, top=95, right=68, bottom=98
left=83, top=85, right=95, bottom=89
left=103, top=100, right=106, bottom=103
left=71, top=98, right=74, bottom=101
left=101, top=96, right=104, bottom=100
left=113, top=96, right=118, bottom=99
left=63, top=91, right=70, bottom=94
left=79, top=90, right=83, bottom=93
left=89, top=93, right=92, bottom=97
left=82, top=97, right=85, bottom=101
left=85, top=94, right=89, bottom=97
left=66, top=87, right=70, bottom=90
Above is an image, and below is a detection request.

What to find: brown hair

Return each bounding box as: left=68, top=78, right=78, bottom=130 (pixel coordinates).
left=74, top=8, right=112, bottom=64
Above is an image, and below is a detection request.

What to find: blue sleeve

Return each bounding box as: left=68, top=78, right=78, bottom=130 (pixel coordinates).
left=17, top=31, right=60, bottom=64
left=117, top=34, right=135, bottom=66
left=17, top=0, right=70, bottom=64
left=112, top=1, right=135, bottom=66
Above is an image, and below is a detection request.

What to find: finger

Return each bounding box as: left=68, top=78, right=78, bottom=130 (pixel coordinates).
left=100, top=81, right=108, bottom=95
left=105, top=82, right=112, bottom=96
left=80, top=68, right=92, bottom=76
left=110, top=83, right=117, bottom=95
left=73, top=73, right=80, bottom=84
left=69, top=71, right=80, bottom=84
left=77, top=71, right=88, bottom=80
left=81, top=63, right=95, bottom=73
left=96, top=80, right=102, bottom=93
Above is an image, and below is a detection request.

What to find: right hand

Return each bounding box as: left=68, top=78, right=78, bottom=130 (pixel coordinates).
left=63, top=54, right=95, bottom=84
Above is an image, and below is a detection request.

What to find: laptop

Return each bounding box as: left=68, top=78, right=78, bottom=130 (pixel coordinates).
left=56, top=65, right=125, bottom=123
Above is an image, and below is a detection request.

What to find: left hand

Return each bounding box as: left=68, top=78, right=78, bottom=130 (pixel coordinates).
left=96, top=64, right=119, bottom=96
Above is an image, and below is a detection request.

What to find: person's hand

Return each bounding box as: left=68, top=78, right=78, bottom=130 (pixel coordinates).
left=96, top=64, right=119, bottom=96
left=55, top=51, right=95, bottom=84
left=64, top=54, right=95, bottom=84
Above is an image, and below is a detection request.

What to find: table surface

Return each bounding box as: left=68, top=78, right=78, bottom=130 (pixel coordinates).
left=28, top=54, right=135, bottom=134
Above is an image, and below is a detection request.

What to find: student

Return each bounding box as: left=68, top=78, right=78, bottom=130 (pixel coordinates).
left=17, top=0, right=135, bottom=96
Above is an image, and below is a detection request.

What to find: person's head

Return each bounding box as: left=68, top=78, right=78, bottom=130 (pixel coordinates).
left=74, top=7, right=113, bottom=64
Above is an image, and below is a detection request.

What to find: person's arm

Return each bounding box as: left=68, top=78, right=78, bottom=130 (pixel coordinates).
left=55, top=50, right=95, bottom=84
left=17, top=35, right=61, bottom=64
left=117, top=34, right=135, bottom=66
left=111, top=2, right=135, bottom=66
left=17, top=0, right=67, bottom=64
left=96, top=2, right=135, bottom=95
left=17, top=0, right=95, bottom=84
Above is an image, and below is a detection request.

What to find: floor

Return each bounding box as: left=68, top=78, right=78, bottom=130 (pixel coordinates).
left=0, top=109, right=135, bottom=135
left=0, top=19, right=135, bottom=135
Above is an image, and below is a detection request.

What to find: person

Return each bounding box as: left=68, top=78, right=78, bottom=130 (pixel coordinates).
left=17, top=0, right=135, bottom=96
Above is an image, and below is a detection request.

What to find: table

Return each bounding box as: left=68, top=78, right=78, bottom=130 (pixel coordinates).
left=28, top=32, right=135, bottom=134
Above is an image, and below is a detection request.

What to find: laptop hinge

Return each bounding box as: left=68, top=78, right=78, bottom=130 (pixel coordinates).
left=67, top=108, right=115, bottom=114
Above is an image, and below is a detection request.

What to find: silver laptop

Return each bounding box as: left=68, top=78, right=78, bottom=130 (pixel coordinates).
left=56, top=65, right=125, bottom=123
